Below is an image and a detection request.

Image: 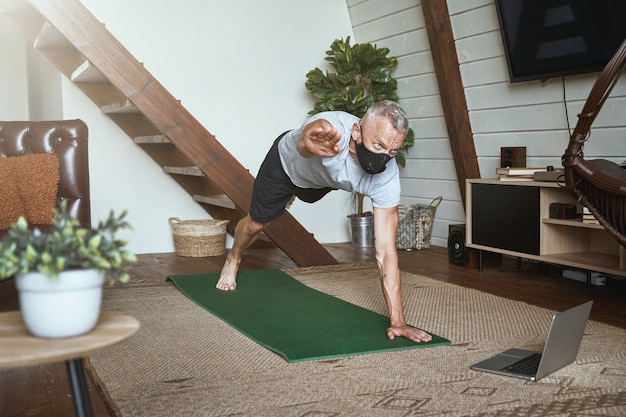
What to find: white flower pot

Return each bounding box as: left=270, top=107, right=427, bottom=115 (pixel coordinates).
left=15, top=269, right=105, bottom=338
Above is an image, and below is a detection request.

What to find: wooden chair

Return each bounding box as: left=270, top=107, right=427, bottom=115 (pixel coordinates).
left=562, top=38, right=626, bottom=248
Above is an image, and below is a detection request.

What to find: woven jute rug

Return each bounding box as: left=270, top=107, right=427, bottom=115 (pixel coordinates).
left=87, top=263, right=626, bottom=417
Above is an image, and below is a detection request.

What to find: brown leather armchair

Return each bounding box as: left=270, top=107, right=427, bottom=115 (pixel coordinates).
left=0, top=119, right=91, bottom=232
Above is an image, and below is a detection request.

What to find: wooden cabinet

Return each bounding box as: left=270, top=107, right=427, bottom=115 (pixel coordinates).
left=466, top=179, right=626, bottom=277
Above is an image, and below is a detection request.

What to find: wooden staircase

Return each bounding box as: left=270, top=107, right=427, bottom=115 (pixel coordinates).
left=2, top=0, right=338, bottom=267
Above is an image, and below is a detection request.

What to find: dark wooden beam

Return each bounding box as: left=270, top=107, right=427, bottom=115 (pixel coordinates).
left=421, top=0, right=481, bottom=207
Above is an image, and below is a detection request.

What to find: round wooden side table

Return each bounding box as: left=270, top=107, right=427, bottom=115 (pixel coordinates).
left=0, top=310, right=140, bottom=417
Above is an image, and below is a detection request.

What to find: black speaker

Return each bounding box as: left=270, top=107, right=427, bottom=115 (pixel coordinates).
left=448, top=224, right=502, bottom=268
left=500, top=146, right=526, bottom=168
left=448, top=224, right=469, bottom=266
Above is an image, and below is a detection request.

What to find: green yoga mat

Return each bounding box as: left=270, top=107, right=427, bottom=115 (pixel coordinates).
left=166, top=269, right=450, bottom=363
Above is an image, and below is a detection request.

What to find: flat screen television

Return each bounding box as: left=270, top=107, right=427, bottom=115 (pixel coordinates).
left=494, top=0, right=626, bottom=83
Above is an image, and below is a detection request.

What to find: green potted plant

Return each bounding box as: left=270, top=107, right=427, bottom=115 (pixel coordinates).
left=305, top=36, right=414, bottom=246
left=0, top=202, right=137, bottom=338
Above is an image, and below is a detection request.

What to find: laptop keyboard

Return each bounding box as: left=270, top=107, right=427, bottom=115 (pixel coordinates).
left=501, top=353, right=542, bottom=376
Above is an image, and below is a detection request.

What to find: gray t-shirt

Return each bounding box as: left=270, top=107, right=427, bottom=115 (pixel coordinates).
left=278, top=111, right=401, bottom=209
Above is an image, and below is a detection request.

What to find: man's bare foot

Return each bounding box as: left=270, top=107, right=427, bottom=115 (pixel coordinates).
left=216, top=259, right=238, bottom=291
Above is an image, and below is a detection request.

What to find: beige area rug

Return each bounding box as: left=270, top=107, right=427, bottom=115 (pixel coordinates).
left=87, top=263, right=626, bottom=417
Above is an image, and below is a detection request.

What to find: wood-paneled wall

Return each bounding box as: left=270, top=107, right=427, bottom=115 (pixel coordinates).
left=347, top=0, right=626, bottom=248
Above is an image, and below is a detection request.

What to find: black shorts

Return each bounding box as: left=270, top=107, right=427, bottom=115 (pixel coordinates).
left=249, top=132, right=335, bottom=223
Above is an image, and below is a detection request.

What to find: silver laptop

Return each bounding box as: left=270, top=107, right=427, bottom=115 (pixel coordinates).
left=471, top=300, right=592, bottom=381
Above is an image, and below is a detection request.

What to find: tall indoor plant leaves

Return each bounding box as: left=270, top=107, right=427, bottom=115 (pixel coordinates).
left=305, top=37, right=414, bottom=214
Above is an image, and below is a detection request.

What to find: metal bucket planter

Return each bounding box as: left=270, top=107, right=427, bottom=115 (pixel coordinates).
left=348, top=213, right=374, bottom=248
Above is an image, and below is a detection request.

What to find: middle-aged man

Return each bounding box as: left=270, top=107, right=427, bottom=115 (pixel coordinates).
left=216, top=100, right=432, bottom=343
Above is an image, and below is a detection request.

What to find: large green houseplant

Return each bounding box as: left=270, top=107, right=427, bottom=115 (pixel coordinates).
left=305, top=37, right=414, bottom=246
left=305, top=36, right=414, bottom=216
left=0, top=202, right=137, bottom=337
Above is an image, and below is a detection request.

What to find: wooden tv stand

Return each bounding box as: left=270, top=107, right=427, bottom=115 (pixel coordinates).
left=466, top=179, right=626, bottom=279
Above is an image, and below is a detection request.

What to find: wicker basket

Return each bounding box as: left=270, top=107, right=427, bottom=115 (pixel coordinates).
left=396, top=196, right=442, bottom=250
left=168, top=217, right=229, bottom=257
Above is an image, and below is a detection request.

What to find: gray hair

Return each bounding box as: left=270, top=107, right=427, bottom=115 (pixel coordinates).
left=362, top=100, right=409, bottom=133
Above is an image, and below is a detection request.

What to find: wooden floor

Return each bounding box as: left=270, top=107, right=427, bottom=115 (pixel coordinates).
left=1, top=243, right=624, bottom=417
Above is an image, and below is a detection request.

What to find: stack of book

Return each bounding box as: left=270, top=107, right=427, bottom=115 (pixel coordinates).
left=496, top=167, right=546, bottom=181
left=581, top=207, right=599, bottom=224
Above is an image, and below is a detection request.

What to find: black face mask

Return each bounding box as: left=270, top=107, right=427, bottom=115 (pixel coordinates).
left=355, top=140, right=390, bottom=174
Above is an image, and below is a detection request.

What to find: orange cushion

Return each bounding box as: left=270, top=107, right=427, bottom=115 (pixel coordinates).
left=0, top=158, right=25, bottom=229
left=0, top=154, right=61, bottom=229
left=13, top=154, right=61, bottom=225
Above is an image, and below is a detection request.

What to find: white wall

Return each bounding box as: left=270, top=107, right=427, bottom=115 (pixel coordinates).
left=26, top=45, right=63, bottom=121
left=0, top=1, right=356, bottom=254
left=0, top=15, right=29, bottom=120
left=347, top=0, right=626, bottom=248
left=0, top=14, right=62, bottom=121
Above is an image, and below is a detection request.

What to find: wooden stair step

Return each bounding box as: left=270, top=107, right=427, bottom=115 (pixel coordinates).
left=34, top=20, right=73, bottom=49
left=133, top=135, right=171, bottom=144
left=101, top=99, right=138, bottom=114
left=163, top=166, right=204, bottom=176
left=193, top=194, right=236, bottom=210
left=71, top=60, right=108, bottom=83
